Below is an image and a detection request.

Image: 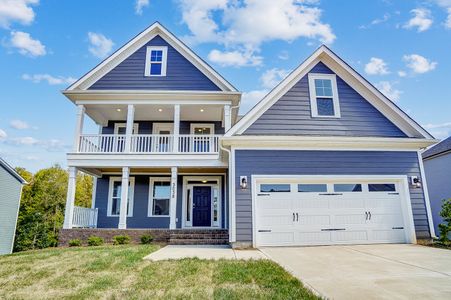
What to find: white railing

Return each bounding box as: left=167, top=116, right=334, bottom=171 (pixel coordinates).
left=72, top=206, right=98, bottom=228
left=78, top=134, right=221, bottom=154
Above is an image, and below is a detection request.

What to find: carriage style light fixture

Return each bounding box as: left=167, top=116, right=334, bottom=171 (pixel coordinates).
left=240, top=176, right=248, bottom=189
left=410, top=176, right=422, bottom=188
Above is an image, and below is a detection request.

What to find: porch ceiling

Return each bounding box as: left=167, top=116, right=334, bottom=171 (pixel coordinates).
left=85, top=103, right=226, bottom=124
left=78, top=167, right=227, bottom=176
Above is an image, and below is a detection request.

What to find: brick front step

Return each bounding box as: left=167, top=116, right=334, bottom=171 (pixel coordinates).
left=58, top=228, right=229, bottom=246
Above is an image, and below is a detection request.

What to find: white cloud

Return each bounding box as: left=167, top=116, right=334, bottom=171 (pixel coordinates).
left=207, top=49, right=262, bottom=67
left=422, top=121, right=451, bottom=139
left=398, top=70, right=407, bottom=77
left=430, top=1, right=451, bottom=28
left=22, top=73, right=76, bottom=85
left=180, top=0, right=335, bottom=66
left=446, top=7, right=451, bottom=28
left=10, top=119, right=29, bottom=130
left=364, top=57, right=389, bottom=75
left=278, top=51, right=289, bottom=60
left=404, top=8, right=433, bottom=32
left=403, top=54, right=437, bottom=74
left=9, top=136, right=39, bottom=145
left=88, top=32, right=114, bottom=59
left=260, top=68, right=289, bottom=89
left=0, top=129, right=7, bottom=139
left=0, top=0, right=39, bottom=28
left=359, top=13, right=390, bottom=29
left=376, top=81, right=402, bottom=102
left=135, top=0, right=149, bottom=15
left=10, top=31, right=46, bottom=57
left=240, top=89, right=268, bottom=114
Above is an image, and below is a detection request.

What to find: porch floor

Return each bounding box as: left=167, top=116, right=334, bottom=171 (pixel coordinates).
left=143, top=245, right=267, bottom=261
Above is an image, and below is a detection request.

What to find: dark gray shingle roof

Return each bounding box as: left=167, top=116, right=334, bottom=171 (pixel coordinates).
left=422, top=136, right=451, bottom=159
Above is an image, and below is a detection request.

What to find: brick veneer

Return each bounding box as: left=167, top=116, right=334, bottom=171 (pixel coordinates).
left=58, top=228, right=229, bottom=246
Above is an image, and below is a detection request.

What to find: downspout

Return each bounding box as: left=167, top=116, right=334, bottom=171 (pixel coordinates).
left=219, top=140, right=234, bottom=244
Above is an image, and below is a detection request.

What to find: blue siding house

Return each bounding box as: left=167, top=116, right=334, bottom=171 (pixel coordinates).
left=422, top=136, right=451, bottom=237
left=60, top=22, right=437, bottom=247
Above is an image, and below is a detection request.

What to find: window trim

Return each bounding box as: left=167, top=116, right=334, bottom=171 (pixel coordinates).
left=145, top=46, right=168, bottom=77
left=190, top=123, right=215, bottom=135
left=107, top=176, right=135, bottom=217
left=308, top=73, right=341, bottom=118
left=148, top=177, right=171, bottom=217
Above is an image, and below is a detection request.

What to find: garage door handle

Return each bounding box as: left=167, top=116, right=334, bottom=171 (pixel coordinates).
left=258, top=230, right=272, bottom=233
left=321, top=228, right=346, bottom=231
left=257, top=193, right=270, bottom=196
left=293, top=213, right=295, bottom=221
left=368, top=211, right=372, bottom=220
left=319, top=193, right=343, bottom=196
left=296, top=213, right=299, bottom=222
left=392, top=227, right=404, bottom=230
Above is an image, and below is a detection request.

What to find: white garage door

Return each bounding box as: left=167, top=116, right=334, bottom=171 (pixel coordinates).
left=255, top=177, right=413, bottom=247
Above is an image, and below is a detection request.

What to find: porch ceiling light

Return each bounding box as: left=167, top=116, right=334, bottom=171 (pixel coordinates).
left=116, top=108, right=121, bottom=112
left=202, top=180, right=207, bottom=183
left=200, top=108, right=204, bottom=112
left=158, top=108, right=163, bottom=112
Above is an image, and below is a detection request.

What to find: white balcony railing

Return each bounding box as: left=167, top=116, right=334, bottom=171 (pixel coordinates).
left=72, top=206, right=98, bottom=228
left=77, top=134, right=221, bottom=154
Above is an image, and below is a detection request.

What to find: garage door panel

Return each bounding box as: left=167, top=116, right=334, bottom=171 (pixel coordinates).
left=258, top=197, right=291, bottom=209
left=258, top=232, right=295, bottom=246
left=298, top=215, right=331, bottom=226
left=259, top=214, right=296, bottom=227
left=296, top=231, right=332, bottom=244
left=329, top=197, right=365, bottom=209
left=333, top=230, right=368, bottom=242
left=294, top=198, right=329, bottom=209
left=370, top=229, right=405, bottom=242
left=334, top=213, right=367, bottom=225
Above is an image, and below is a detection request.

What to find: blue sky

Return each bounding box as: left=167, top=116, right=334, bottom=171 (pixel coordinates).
left=0, top=0, right=450, bottom=172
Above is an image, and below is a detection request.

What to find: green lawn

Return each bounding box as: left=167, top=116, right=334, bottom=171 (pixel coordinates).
left=0, top=245, right=319, bottom=300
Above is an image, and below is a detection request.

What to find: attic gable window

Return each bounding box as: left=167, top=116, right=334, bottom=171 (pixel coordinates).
left=145, top=46, right=168, bottom=77
left=308, top=73, right=341, bottom=118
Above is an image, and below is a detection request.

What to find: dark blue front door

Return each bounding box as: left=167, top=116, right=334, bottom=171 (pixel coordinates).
left=193, top=186, right=211, bottom=227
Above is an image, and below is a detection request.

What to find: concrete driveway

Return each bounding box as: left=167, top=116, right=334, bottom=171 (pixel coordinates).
left=261, top=244, right=451, bottom=300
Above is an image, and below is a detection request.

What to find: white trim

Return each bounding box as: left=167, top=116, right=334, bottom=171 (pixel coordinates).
left=181, top=175, right=222, bottom=228
left=308, top=73, right=341, bottom=118
left=152, top=123, right=174, bottom=134
left=106, top=176, right=135, bottom=217
left=225, top=45, right=433, bottom=139
left=145, top=46, right=168, bottom=77
left=169, top=167, right=178, bottom=229
left=251, top=175, right=417, bottom=248
left=114, top=123, right=139, bottom=134
left=190, top=123, right=215, bottom=135
left=91, top=177, right=97, bottom=209
left=417, top=151, right=437, bottom=238
left=230, top=147, right=236, bottom=242
left=63, top=167, right=77, bottom=229
left=66, top=22, right=236, bottom=92
left=148, top=177, right=171, bottom=217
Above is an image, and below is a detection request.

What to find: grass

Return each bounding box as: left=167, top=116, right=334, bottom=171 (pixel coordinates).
left=0, top=245, right=319, bottom=300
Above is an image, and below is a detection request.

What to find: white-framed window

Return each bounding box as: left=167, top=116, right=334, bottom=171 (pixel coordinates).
left=190, top=123, right=215, bottom=135
left=308, top=73, right=341, bottom=118
left=114, top=123, right=139, bottom=134
left=148, top=177, right=171, bottom=217
left=107, top=177, right=135, bottom=217
left=145, top=46, right=168, bottom=77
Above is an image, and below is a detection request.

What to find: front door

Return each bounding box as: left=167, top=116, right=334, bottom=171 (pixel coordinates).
left=193, top=186, right=211, bottom=226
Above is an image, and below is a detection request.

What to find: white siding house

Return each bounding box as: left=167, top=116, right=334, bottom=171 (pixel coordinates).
left=0, top=158, right=26, bottom=255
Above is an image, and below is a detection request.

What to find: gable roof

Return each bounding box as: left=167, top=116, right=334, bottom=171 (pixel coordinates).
left=225, top=45, right=434, bottom=139
left=422, top=136, right=451, bottom=159
left=0, top=158, right=27, bottom=184
left=66, top=22, right=237, bottom=92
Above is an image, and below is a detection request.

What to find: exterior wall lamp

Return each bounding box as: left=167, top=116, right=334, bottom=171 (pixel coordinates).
left=240, top=176, right=248, bottom=189
left=410, top=176, right=422, bottom=188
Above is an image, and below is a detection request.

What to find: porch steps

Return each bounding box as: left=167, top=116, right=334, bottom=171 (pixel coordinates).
left=168, top=229, right=229, bottom=245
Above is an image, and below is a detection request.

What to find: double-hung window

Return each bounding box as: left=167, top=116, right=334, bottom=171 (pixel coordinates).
left=145, top=46, right=168, bottom=76
left=308, top=73, right=340, bottom=118
left=107, top=177, right=135, bottom=217
left=149, top=178, right=171, bottom=217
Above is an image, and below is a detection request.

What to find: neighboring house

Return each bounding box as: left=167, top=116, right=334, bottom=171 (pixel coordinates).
left=61, top=22, right=437, bottom=248
left=0, top=158, right=26, bottom=255
left=422, top=136, right=451, bottom=236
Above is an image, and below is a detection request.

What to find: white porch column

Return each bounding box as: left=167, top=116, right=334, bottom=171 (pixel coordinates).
left=118, top=167, right=130, bottom=229
left=169, top=167, right=178, bottom=229
left=63, top=167, right=77, bottom=229
left=224, top=105, right=231, bottom=132
left=173, top=104, right=180, bottom=153
left=124, top=104, right=135, bottom=153
left=73, top=105, right=85, bottom=152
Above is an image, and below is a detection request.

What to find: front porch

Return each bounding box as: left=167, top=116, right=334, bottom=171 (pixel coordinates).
left=63, top=167, right=229, bottom=241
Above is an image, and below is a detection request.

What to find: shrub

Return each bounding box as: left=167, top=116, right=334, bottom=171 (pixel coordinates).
left=68, top=239, right=81, bottom=247
left=439, top=198, right=451, bottom=242
left=87, top=236, right=104, bottom=246
left=140, top=234, right=154, bottom=244
left=113, top=235, right=131, bottom=245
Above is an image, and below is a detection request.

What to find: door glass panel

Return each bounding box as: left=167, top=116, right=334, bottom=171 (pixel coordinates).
left=369, top=184, right=396, bottom=192
left=298, top=184, right=327, bottom=192
left=260, top=184, right=291, bottom=193
left=334, top=184, right=362, bottom=192
left=186, top=189, right=191, bottom=222
left=213, top=187, right=219, bottom=223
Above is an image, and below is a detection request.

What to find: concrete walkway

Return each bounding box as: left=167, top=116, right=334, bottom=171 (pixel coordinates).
left=144, top=245, right=266, bottom=261
left=261, top=244, right=451, bottom=300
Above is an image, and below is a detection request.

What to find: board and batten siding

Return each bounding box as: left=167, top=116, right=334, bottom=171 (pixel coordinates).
left=0, top=167, right=23, bottom=255
left=243, top=62, right=407, bottom=137
left=94, top=174, right=227, bottom=229
left=234, top=150, right=430, bottom=243
left=89, top=35, right=221, bottom=91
